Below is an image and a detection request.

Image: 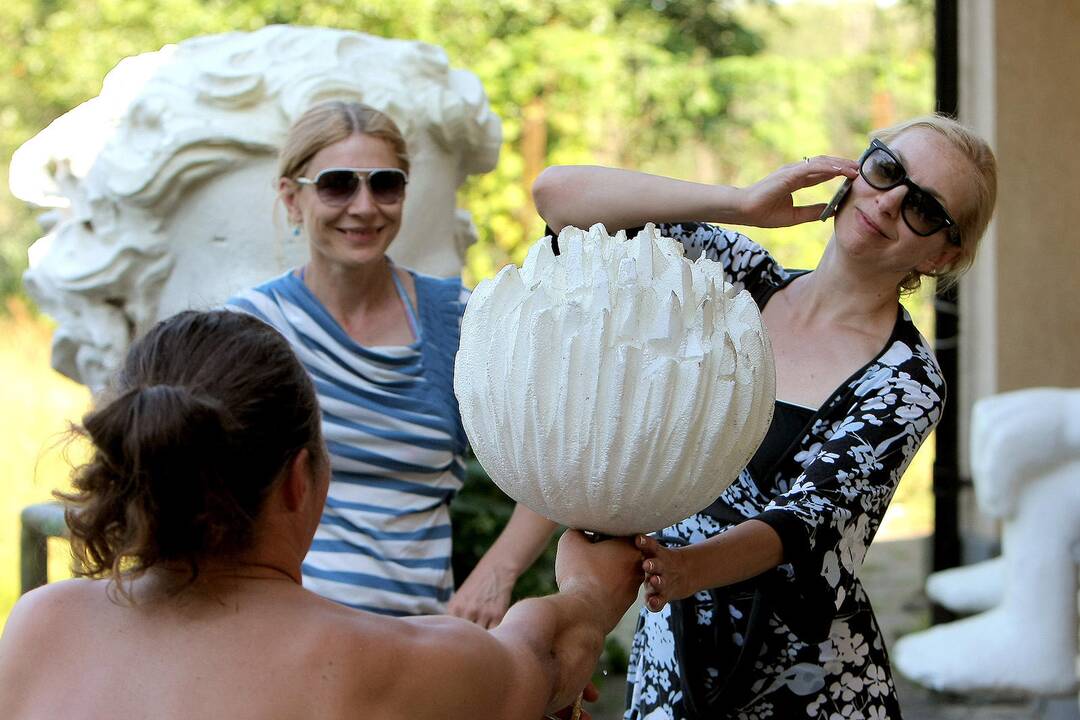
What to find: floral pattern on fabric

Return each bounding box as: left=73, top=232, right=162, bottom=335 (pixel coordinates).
left=625, top=222, right=936, bottom=719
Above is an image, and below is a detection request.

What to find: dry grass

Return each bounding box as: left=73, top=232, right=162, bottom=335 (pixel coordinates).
left=0, top=298, right=90, bottom=630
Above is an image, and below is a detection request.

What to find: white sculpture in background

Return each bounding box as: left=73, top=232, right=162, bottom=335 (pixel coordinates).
left=454, top=224, right=775, bottom=536
left=923, top=555, right=1004, bottom=615
left=894, top=387, right=1080, bottom=696
left=9, top=25, right=501, bottom=390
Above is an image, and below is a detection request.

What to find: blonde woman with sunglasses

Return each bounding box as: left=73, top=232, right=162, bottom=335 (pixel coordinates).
left=227, top=101, right=557, bottom=625
left=533, top=114, right=996, bottom=720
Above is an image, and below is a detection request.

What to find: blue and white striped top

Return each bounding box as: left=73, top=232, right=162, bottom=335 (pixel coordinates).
left=227, top=268, right=469, bottom=616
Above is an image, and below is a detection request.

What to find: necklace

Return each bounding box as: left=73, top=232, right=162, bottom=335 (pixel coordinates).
left=152, top=561, right=301, bottom=586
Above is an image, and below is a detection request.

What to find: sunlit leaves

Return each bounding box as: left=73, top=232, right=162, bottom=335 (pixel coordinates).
left=0, top=0, right=931, bottom=302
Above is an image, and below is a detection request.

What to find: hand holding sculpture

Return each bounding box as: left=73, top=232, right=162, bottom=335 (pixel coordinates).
left=454, top=224, right=775, bottom=536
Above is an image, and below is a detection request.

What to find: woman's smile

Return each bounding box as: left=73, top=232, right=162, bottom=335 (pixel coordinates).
left=855, top=207, right=891, bottom=240
left=337, top=225, right=383, bottom=243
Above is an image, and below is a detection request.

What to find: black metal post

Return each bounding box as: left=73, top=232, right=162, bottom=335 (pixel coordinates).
left=931, top=0, right=962, bottom=624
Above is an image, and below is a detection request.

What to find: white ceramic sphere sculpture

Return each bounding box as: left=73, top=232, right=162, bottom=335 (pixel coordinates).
left=454, top=224, right=775, bottom=535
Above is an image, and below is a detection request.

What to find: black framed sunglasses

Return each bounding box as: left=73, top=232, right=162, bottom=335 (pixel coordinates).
left=296, top=167, right=408, bottom=206
left=859, top=139, right=961, bottom=246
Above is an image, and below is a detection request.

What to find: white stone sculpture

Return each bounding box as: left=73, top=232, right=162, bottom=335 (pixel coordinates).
left=924, top=556, right=1004, bottom=614
left=9, top=25, right=501, bottom=390
left=894, top=387, right=1080, bottom=696
left=454, top=224, right=775, bottom=536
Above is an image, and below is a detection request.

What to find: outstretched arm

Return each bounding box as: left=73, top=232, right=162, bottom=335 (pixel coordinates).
left=532, top=158, right=857, bottom=234
left=381, top=531, right=642, bottom=720
left=448, top=504, right=558, bottom=628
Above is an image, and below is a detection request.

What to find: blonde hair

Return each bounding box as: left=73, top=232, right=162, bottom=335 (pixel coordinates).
left=872, top=113, right=997, bottom=293
left=278, top=100, right=410, bottom=180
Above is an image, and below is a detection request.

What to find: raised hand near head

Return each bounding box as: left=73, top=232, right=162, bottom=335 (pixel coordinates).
left=736, top=156, right=858, bottom=228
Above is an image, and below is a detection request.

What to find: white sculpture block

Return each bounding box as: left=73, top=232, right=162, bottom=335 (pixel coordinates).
left=924, top=555, right=1004, bottom=614
left=10, top=25, right=501, bottom=389
left=454, top=224, right=775, bottom=536
left=894, top=387, right=1080, bottom=696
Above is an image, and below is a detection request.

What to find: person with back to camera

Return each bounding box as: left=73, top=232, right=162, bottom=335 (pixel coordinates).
left=227, top=100, right=558, bottom=624
left=533, top=114, right=997, bottom=719
left=0, top=309, right=643, bottom=720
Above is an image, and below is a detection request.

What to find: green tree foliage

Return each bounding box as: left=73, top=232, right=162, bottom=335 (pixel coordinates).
left=0, top=0, right=933, bottom=295
left=0, top=0, right=770, bottom=291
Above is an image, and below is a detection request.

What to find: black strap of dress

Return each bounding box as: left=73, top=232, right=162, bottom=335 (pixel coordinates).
left=669, top=400, right=816, bottom=716
left=665, top=541, right=775, bottom=716
left=650, top=524, right=777, bottom=717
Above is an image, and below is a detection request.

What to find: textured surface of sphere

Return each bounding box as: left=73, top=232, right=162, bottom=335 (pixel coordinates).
left=454, top=224, right=775, bottom=535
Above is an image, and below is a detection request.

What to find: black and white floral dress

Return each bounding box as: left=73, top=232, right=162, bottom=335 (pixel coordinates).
left=624, top=222, right=942, bottom=720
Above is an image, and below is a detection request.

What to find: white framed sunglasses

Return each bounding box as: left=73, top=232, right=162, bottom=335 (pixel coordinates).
left=295, top=167, right=408, bottom=206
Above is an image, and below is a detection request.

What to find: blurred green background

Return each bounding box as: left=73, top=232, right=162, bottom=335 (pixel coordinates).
left=0, top=0, right=938, bottom=629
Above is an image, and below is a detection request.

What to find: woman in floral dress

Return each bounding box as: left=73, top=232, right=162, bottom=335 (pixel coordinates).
left=533, top=115, right=997, bottom=719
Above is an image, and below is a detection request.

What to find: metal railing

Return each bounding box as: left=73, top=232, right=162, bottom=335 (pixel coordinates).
left=20, top=502, right=68, bottom=595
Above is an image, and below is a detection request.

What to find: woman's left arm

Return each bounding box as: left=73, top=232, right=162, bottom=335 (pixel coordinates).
left=639, top=348, right=944, bottom=624
left=448, top=505, right=558, bottom=628
left=759, top=348, right=945, bottom=632
left=637, top=519, right=784, bottom=611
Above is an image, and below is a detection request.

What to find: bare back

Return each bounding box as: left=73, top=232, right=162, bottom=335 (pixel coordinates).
left=0, top=578, right=400, bottom=720
left=0, top=576, right=551, bottom=720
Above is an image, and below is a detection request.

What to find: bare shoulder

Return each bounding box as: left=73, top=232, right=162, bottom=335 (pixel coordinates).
left=388, top=614, right=549, bottom=719
left=0, top=578, right=115, bottom=664
left=309, top=607, right=545, bottom=720
left=0, top=579, right=104, bottom=711
left=2, top=578, right=103, bottom=641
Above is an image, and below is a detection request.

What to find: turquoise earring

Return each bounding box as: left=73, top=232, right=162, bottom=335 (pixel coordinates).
left=292, top=225, right=301, bottom=237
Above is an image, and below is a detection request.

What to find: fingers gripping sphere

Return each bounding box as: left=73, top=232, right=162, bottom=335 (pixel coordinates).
left=454, top=224, right=775, bottom=536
